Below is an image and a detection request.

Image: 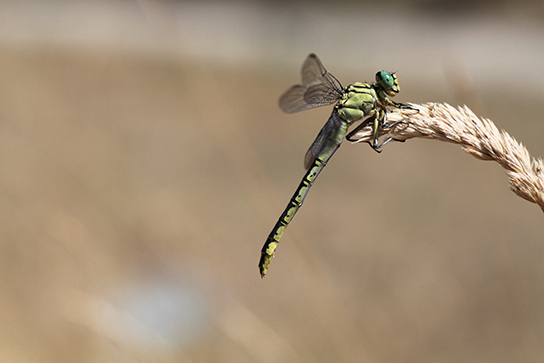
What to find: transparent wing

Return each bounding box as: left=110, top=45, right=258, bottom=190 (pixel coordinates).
left=301, top=53, right=338, bottom=86
left=304, top=80, right=344, bottom=107
left=304, top=109, right=341, bottom=169
left=279, top=53, right=344, bottom=114
left=278, top=85, right=310, bottom=114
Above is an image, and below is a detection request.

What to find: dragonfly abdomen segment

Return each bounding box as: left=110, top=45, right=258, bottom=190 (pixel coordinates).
left=259, top=158, right=326, bottom=277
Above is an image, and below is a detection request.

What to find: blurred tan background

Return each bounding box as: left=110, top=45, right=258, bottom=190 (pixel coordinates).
left=0, top=0, right=543, bottom=362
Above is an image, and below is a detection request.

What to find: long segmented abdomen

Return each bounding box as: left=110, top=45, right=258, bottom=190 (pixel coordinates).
left=259, top=157, right=326, bottom=277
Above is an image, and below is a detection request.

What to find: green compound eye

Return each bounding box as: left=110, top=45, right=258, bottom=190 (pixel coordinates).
left=376, top=71, right=395, bottom=89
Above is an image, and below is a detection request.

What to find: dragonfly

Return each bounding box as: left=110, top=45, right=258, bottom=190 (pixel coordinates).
left=259, top=53, right=415, bottom=278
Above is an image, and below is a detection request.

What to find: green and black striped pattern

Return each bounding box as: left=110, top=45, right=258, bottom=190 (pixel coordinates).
left=259, top=54, right=414, bottom=277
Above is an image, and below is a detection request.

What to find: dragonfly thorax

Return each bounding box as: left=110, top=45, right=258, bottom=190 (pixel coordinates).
left=337, top=82, right=378, bottom=123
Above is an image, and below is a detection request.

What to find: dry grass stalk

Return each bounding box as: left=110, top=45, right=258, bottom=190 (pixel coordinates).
left=348, top=102, right=544, bottom=212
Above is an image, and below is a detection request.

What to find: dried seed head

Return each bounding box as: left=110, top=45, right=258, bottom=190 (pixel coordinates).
left=348, top=102, right=544, bottom=212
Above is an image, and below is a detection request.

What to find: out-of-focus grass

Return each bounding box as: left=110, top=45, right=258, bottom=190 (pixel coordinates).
left=0, top=45, right=542, bottom=363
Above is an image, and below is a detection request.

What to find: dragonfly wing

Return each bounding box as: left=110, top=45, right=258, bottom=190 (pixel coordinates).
left=301, top=54, right=342, bottom=87
left=279, top=54, right=344, bottom=114
left=304, top=81, right=344, bottom=107
left=279, top=85, right=316, bottom=114
left=301, top=53, right=327, bottom=85
left=304, top=109, right=340, bottom=169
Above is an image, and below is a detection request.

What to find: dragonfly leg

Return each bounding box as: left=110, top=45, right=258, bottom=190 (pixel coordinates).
left=370, top=109, right=409, bottom=152
left=365, top=140, right=383, bottom=153
left=387, top=100, right=419, bottom=112
left=373, top=136, right=406, bottom=151
left=383, top=120, right=407, bottom=129
left=346, top=117, right=373, bottom=142
left=345, top=112, right=387, bottom=153
left=372, top=113, right=382, bottom=151
left=357, top=112, right=385, bottom=153
left=373, top=119, right=408, bottom=150
left=345, top=108, right=409, bottom=153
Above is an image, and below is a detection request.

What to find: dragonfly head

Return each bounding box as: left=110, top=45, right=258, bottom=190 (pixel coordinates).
left=376, top=71, right=400, bottom=97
